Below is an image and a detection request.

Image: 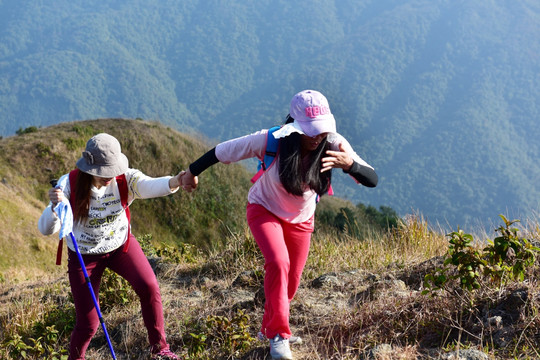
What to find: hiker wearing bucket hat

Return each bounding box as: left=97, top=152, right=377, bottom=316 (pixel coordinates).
left=38, top=133, right=183, bottom=360
left=180, top=90, right=378, bottom=360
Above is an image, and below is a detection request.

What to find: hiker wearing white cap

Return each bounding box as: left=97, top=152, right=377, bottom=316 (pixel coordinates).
left=38, top=133, right=183, bottom=360
left=180, top=90, right=378, bottom=360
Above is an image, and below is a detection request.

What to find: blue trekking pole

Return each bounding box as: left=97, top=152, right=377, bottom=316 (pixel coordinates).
left=51, top=179, right=117, bottom=360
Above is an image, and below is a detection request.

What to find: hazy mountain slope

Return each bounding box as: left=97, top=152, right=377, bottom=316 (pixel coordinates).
left=290, top=1, right=540, bottom=228
left=0, top=0, right=538, bottom=229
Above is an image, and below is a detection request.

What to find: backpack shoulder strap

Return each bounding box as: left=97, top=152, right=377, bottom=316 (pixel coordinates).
left=115, top=173, right=132, bottom=252
left=262, top=125, right=281, bottom=170
left=251, top=126, right=281, bottom=183
left=115, top=174, right=129, bottom=209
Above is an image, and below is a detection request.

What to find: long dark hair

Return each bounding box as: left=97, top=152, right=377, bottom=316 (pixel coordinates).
left=278, top=115, right=331, bottom=196
left=72, top=171, right=93, bottom=224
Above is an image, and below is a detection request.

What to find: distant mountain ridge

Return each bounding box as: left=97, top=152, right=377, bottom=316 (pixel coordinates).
left=0, top=0, right=538, bottom=229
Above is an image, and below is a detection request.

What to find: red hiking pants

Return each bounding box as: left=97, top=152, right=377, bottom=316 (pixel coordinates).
left=246, top=203, right=314, bottom=339
left=67, top=234, right=169, bottom=359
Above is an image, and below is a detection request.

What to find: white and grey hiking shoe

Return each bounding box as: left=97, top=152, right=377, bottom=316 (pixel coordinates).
left=269, top=335, right=293, bottom=360
left=258, top=332, right=303, bottom=345
left=289, top=335, right=302, bottom=345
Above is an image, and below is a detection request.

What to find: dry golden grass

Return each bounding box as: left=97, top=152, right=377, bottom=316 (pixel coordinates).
left=0, top=180, right=65, bottom=281
left=2, top=215, right=540, bottom=359
left=0, top=216, right=441, bottom=359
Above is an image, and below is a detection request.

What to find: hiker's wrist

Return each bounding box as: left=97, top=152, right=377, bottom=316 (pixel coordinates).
left=169, top=174, right=181, bottom=190
left=343, top=160, right=355, bottom=173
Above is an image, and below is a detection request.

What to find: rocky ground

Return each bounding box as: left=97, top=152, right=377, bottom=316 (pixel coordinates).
left=145, top=256, right=532, bottom=359
left=2, top=254, right=535, bottom=359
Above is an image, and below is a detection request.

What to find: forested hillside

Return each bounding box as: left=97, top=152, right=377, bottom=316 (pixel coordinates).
left=0, top=0, right=538, bottom=229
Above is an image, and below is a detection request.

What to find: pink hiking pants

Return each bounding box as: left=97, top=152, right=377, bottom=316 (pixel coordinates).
left=246, top=203, right=314, bottom=339
left=67, top=234, right=169, bottom=359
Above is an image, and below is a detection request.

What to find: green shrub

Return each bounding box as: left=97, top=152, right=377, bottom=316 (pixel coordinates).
left=16, top=126, right=39, bottom=135
left=62, top=137, right=86, bottom=150
left=484, top=215, right=539, bottom=282
left=2, top=324, right=68, bottom=359
left=72, top=125, right=95, bottom=138
left=186, top=309, right=255, bottom=359
left=36, top=142, right=51, bottom=157
left=99, top=268, right=137, bottom=312
left=423, top=215, right=540, bottom=293
left=317, top=202, right=400, bottom=236
left=36, top=303, right=75, bottom=338
left=139, top=233, right=201, bottom=263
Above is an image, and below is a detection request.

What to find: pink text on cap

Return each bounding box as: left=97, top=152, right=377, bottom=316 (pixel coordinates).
left=305, top=105, right=331, bottom=118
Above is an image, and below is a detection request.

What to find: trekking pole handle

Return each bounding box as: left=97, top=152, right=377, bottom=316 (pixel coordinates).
left=50, top=179, right=58, bottom=188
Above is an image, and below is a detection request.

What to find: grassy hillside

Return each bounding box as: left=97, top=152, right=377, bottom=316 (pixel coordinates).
left=0, top=118, right=253, bottom=280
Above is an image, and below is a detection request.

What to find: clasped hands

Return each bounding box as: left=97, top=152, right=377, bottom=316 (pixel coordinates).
left=170, top=169, right=198, bottom=193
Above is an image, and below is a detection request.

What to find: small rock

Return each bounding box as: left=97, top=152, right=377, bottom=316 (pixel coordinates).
left=188, top=290, right=203, bottom=298
left=232, top=270, right=261, bottom=288
left=365, top=343, right=392, bottom=359
left=441, top=349, right=489, bottom=360
left=484, top=315, right=503, bottom=330
left=311, top=273, right=342, bottom=288
left=197, top=276, right=211, bottom=286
